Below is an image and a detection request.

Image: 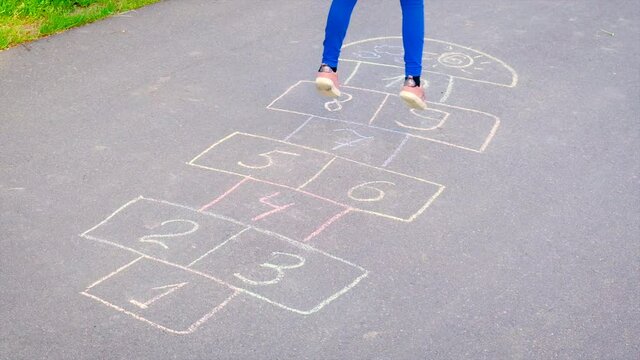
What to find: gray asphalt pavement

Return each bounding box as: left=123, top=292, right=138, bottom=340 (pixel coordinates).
left=1, top=0, right=639, bottom=359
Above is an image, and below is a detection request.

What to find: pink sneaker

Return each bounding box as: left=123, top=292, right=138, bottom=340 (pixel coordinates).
left=399, top=76, right=427, bottom=110
left=315, top=64, right=341, bottom=98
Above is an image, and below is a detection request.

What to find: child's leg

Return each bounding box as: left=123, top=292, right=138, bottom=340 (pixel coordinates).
left=399, top=0, right=424, bottom=78
left=322, top=0, right=358, bottom=70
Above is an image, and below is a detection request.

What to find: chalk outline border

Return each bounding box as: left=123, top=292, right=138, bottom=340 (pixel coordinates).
left=80, top=255, right=240, bottom=335
left=80, top=196, right=369, bottom=318
left=340, top=36, right=518, bottom=88
left=266, top=81, right=501, bottom=154
left=198, top=176, right=353, bottom=243
left=186, top=132, right=445, bottom=222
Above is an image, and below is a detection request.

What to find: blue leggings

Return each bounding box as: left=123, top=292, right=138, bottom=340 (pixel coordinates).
left=321, top=0, right=424, bottom=76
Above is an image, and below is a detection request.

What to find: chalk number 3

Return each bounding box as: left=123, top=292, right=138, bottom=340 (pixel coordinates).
left=234, top=252, right=305, bottom=286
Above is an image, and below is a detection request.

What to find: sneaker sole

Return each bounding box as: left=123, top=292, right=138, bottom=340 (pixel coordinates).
left=399, top=90, right=428, bottom=110
left=315, top=77, right=341, bottom=98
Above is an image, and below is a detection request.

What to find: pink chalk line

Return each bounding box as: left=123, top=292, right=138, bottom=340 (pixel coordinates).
left=198, top=177, right=249, bottom=212
left=303, top=208, right=353, bottom=242
left=252, top=192, right=295, bottom=221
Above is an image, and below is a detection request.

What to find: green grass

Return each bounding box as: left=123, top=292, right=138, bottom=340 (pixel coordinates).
left=0, top=0, right=161, bottom=49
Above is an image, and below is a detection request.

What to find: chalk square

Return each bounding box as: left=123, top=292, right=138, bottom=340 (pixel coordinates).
left=81, top=257, right=237, bottom=334
left=188, top=132, right=334, bottom=189
left=200, top=178, right=349, bottom=242
left=300, top=157, right=444, bottom=222
left=267, top=80, right=388, bottom=125
left=372, top=96, right=501, bottom=153
left=80, top=197, right=246, bottom=267
left=284, top=117, right=407, bottom=167
left=189, top=228, right=368, bottom=314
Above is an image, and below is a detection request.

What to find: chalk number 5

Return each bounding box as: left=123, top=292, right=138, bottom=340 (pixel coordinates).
left=237, top=150, right=300, bottom=169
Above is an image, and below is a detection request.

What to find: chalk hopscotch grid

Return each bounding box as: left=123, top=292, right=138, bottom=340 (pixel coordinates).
left=80, top=196, right=370, bottom=327
left=197, top=175, right=354, bottom=242
left=339, top=36, right=519, bottom=88
left=266, top=80, right=501, bottom=154
left=186, top=132, right=446, bottom=222
left=79, top=37, right=517, bottom=335
left=80, top=255, right=241, bottom=335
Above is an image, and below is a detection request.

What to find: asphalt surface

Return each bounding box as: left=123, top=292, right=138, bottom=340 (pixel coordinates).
left=1, top=0, right=639, bottom=359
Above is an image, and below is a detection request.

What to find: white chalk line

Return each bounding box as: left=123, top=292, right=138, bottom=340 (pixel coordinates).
left=479, top=116, right=501, bottom=153
left=439, top=76, right=454, bottom=103
left=266, top=80, right=500, bottom=153
left=84, top=255, right=145, bottom=291
left=187, top=132, right=240, bottom=166
left=340, top=36, right=518, bottom=87
left=187, top=164, right=350, bottom=209
left=81, top=254, right=238, bottom=334
left=81, top=196, right=369, bottom=314
left=190, top=162, right=441, bottom=223
left=187, top=133, right=446, bottom=222
left=405, top=184, right=446, bottom=222
left=343, top=61, right=362, bottom=86
left=265, top=81, right=302, bottom=110
left=191, top=132, right=443, bottom=186
left=79, top=290, right=239, bottom=335
left=297, top=157, right=336, bottom=190
left=368, top=94, right=390, bottom=125
left=381, top=134, right=410, bottom=168
left=283, top=116, right=314, bottom=142
left=79, top=196, right=144, bottom=238
left=187, top=227, right=251, bottom=267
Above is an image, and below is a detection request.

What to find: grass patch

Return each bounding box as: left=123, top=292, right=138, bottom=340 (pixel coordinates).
left=0, top=0, right=161, bottom=50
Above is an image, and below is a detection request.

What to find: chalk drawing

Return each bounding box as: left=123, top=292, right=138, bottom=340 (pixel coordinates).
left=347, top=181, right=396, bottom=202
left=80, top=255, right=239, bottom=335
left=80, top=36, right=518, bottom=335
left=266, top=81, right=502, bottom=153
left=374, top=44, right=404, bottom=56
left=80, top=196, right=246, bottom=266
left=342, top=37, right=518, bottom=88
left=81, top=196, right=369, bottom=316
left=252, top=192, right=295, bottom=222
left=138, top=219, right=199, bottom=249
left=187, top=132, right=445, bottom=222
left=189, top=131, right=335, bottom=189
left=279, top=116, right=408, bottom=168
left=331, top=128, right=374, bottom=150
left=382, top=134, right=410, bottom=168
left=129, top=282, right=188, bottom=309
left=395, top=108, right=449, bottom=131
left=238, top=150, right=301, bottom=170
left=197, top=176, right=350, bottom=243
left=234, top=252, right=306, bottom=286
left=382, top=75, right=407, bottom=88
left=351, top=50, right=381, bottom=59
left=324, top=92, right=353, bottom=112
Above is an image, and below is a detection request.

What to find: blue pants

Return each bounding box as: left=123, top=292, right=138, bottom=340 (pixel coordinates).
left=321, top=0, right=424, bottom=76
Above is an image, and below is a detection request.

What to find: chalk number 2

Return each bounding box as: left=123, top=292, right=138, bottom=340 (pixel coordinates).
left=139, top=219, right=199, bottom=249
